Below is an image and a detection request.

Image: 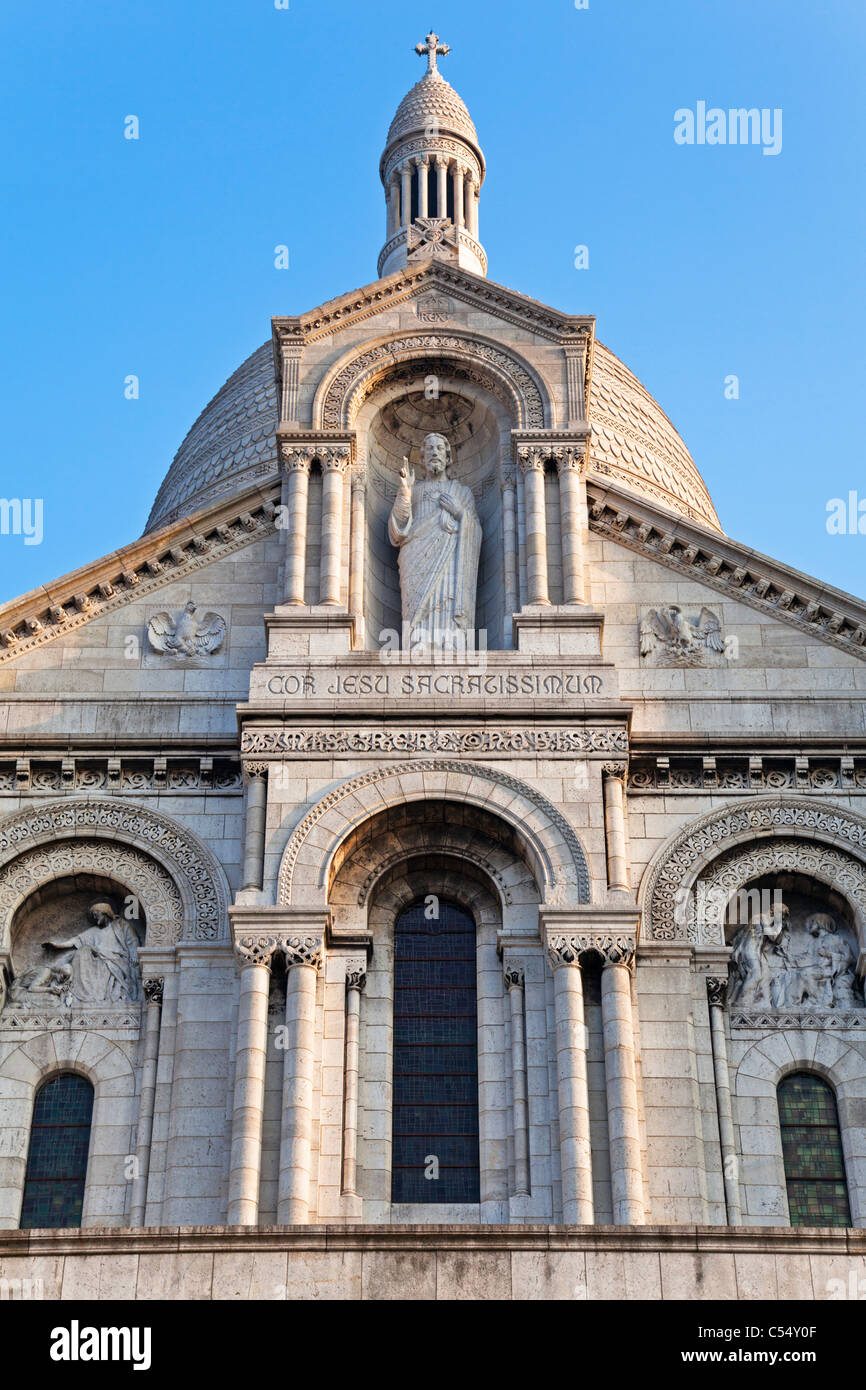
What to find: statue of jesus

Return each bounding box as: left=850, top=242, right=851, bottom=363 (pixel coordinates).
left=387, top=432, right=482, bottom=650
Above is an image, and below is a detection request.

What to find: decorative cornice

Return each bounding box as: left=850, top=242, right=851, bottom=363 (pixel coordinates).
left=0, top=481, right=281, bottom=664
left=587, top=482, right=866, bottom=661
left=272, top=262, right=594, bottom=350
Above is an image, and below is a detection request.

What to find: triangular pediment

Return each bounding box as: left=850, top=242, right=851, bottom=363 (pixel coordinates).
left=0, top=480, right=281, bottom=665
left=272, top=261, right=594, bottom=350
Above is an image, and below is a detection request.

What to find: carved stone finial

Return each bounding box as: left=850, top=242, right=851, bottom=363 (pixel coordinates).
left=415, top=30, right=450, bottom=74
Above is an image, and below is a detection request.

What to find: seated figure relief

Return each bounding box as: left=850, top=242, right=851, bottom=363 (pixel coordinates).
left=728, top=898, right=861, bottom=1010
left=8, top=900, right=142, bottom=1008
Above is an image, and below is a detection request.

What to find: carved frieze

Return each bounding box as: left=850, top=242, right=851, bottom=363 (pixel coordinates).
left=241, top=726, right=627, bottom=757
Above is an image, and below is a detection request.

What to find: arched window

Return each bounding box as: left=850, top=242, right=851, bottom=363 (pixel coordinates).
left=777, top=1073, right=851, bottom=1227
left=20, top=1074, right=94, bottom=1229
left=391, top=898, right=480, bottom=1203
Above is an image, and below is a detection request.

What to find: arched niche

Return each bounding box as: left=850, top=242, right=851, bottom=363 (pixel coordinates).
left=356, top=372, right=513, bottom=649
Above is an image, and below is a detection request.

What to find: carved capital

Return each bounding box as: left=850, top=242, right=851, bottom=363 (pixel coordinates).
left=503, top=963, right=525, bottom=990
left=143, top=977, right=164, bottom=1006
left=547, top=935, right=585, bottom=970
left=350, top=464, right=367, bottom=493
left=517, top=444, right=547, bottom=475
left=235, top=935, right=279, bottom=968
left=599, top=936, right=636, bottom=969
left=551, top=444, right=584, bottom=474
left=345, top=957, right=367, bottom=991
left=242, top=761, right=269, bottom=782
left=500, top=467, right=517, bottom=493
left=280, top=445, right=313, bottom=473
left=706, top=976, right=728, bottom=1009
left=282, top=936, right=322, bottom=970
left=319, top=446, right=350, bottom=474
left=602, top=762, right=628, bottom=780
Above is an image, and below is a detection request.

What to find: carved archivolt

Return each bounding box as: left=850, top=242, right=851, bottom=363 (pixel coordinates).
left=0, top=800, right=229, bottom=944
left=693, top=839, right=866, bottom=947
left=642, top=797, right=866, bottom=942
left=0, top=839, right=182, bottom=948
left=314, top=332, right=550, bottom=431
left=277, top=760, right=590, bottom=907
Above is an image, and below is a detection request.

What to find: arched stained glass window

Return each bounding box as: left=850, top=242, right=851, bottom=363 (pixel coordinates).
left=20, top=1074, right=94, bottom=1229
left=391, top=898, right=480, bottom=1203
left=777, top=1073, right=851, bottom=1227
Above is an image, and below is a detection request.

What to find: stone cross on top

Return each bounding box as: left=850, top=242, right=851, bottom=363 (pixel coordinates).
left=415, top=31, right=450, bottom=74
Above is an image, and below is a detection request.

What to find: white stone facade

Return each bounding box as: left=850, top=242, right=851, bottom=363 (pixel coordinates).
left=1, top=36, right=865, bottom=1299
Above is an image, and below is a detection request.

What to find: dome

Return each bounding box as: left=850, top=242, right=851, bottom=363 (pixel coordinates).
left=588, top=344, right=721, bottom=531
left=385, top=69, right=480, bottom=157
left=145, top=337, right=720, bottom=535
left=145, top=344, right=279, bottom=532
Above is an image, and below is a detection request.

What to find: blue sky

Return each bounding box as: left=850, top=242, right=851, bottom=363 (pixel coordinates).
left=1, top=0, right=864, bottom=602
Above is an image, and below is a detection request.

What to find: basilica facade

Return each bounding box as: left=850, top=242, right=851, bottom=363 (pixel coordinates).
left=1, top=35, right=866, bottom=1300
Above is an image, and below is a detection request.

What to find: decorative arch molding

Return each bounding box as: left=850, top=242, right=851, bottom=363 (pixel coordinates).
left=694, top=838, right=866, bottom=947
left=313, top=330, right=551, bottom=431
left=277, top=761, right=590, bottom=907
left=0, top=800, right=229, bottom=944
left=641, top=796, right=866, bottom=942
left=1, top=840, right=182, bottom=949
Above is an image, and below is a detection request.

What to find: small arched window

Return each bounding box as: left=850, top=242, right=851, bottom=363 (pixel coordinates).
left=777, top=1072, right=851, bottom=1227
left=391, top=897, right=479, bottom=1204
left=20, top=1073, right=94, bottom=1229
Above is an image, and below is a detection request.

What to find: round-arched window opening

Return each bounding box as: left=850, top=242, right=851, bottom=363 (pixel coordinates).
left=777, top=1073, right=851, bottom=1228
left=20, top=1073, right=94, bottom=1229
left=391, top=896, right=479, bottom=1204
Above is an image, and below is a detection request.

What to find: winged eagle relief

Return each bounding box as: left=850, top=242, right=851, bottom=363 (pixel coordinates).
left=147, top=601, right=227, bottom=658
left=639, top=605, right=726, bottom=667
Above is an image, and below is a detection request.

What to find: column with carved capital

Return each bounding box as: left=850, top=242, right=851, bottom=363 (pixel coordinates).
left=277, top=936, right=322, bottom=1223
left=129, top=977, right=163, bottom=1226
left=416, top=156, right=429, bottom=218
left=241, top=763, right=268, bottom=892
left=320, top=447, right=349, bottom=606
left=602, top=764, right=630, bottom=894
left=555, top=446, right=586, bottom=604
left=400, top=163, right=412, bottom=228
left=282, top=447, right=312, bottom=604
left=600, top=938, right=645, bottom=1224
left=501, top=469, right=519, bottom=647
left=547, top=938, right=594, bottom=1223
left=518, top=447, right=550, bottom=605
left=228, top=937, right=277, bottom=1225
left=342, top=960, right=366, bottom=1196
left=387, top=176, right=400, bottom=236
left=707, top=976, right=741, bottom=1225
left=435, top=156, right=448, bottom=218
left=467, top=178, right=479, bottom=237
left=453, top=165, right=465, bottom=227
left=504, top=963, right=530, bottom=1197
left=348, top=465, right=366, bottom=642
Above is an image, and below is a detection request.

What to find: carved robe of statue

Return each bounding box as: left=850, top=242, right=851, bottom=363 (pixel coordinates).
left=45, top=901, right=141, bottom=1004
left=388, top=432, right=481, bottom=648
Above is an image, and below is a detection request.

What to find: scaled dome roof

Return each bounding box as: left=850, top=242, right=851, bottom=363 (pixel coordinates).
left=145, top=339, right=721, bottom=535
left=386, top=69, right=479, bottom=150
